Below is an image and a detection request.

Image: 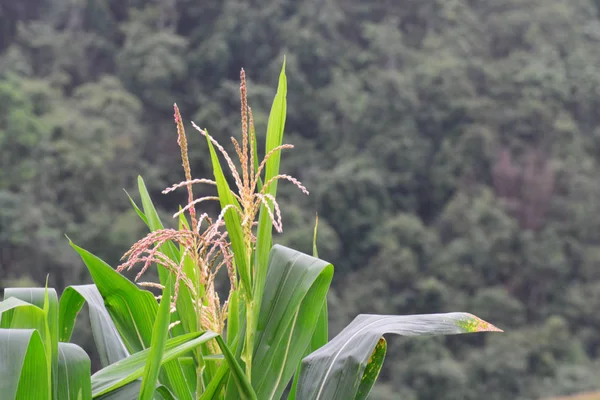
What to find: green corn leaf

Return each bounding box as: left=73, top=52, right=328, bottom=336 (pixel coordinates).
left=251, top=244, right=333, bottom=400
left=124, top=189, right=149, bottom=226
left=223, top=312, right=246, bottom=400
left=155, top=385, right=177, bottom=400
left=253, top=59, right=288, bottom=322
left=69, top=241, right=193, bottom=400
left=296, top=313, right=502, bottom=400
left=226, top=289, right=240, bottom=348
left=91, top=331, right=217, bottom=397
left=198, top=363, right=228, bottom=400
left=69, top=241, right=158, bottom=353
left=139, top=277, right=173, bottom=400
left=2, top=287, right=59, bottom=398
left=58, top=284, right=129, bottom=367
left=56, top=342, right=93, bottom=400
left=0, top=297, right=45, bottom=328
left=263, top=56, right=287, bottom=196
left=214, top=336, right=256, bottom=400
left=0, top=329, right=50, bottom=400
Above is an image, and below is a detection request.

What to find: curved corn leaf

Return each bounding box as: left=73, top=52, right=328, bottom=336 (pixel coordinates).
left=251, top=244, right=333, bottom=400
left=0, top=328, right=49, bottom=399
left=69, top=241, right=193, bottom=400
left=56, top=342, right=92, bottom=400
left=58, top=284, right=129, bottom=367
left=2, top=287, right=59, bottom=397
left=296, top=313, right=502, bottom=400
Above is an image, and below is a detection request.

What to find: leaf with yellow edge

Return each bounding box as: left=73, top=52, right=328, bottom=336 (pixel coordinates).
left=296, top=312, right=502, bottom=400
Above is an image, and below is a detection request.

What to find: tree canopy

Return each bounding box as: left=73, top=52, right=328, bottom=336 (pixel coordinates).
left=2, top=0, right=600, bottom=398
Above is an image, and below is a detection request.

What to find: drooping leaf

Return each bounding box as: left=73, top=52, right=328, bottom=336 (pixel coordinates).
left=296, top=313, right=502, bottom=400
left=58, top=284, right=129, bottom=367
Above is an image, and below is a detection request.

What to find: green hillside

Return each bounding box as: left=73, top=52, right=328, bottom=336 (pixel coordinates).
left=2, top=0, right=600, bottom=398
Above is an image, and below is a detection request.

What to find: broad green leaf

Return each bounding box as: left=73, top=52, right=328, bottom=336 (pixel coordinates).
left=139, top=278, right=173, bottom=400
left=0, top=329, right=50, bottom=400
left=56, top=342, right=93, bottom=400
left=69, top=241, right=158, bottom=353
left=92, top=331, right=217, bottom=397
left=70, top=241, right=193, bottom=400
left=59, top=284, right=129, bottom=367
left=0, top=297, right=44, bottom=325
left=251, top=244, right=333, bottom=400
left=296, top=313, right=502, bottom=400
left=204, top=130, right=251, bottom=299
left=354, top=338, right=386, bottom=400
left=2, top=287, right=59, bottom=398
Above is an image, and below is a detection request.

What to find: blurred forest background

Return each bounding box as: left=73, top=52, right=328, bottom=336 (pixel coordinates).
left=2, top=0, right=600, bottom=399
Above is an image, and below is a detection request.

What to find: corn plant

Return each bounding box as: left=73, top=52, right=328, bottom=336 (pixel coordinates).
left=4, top=60, right=501, bottom=399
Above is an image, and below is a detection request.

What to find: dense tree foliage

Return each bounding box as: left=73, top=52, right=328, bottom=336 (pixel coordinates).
left=2, top=0, right=600, bottom=398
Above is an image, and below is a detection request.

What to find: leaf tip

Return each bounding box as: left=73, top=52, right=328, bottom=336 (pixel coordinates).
left=459, top=314, right=503, bottom=333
